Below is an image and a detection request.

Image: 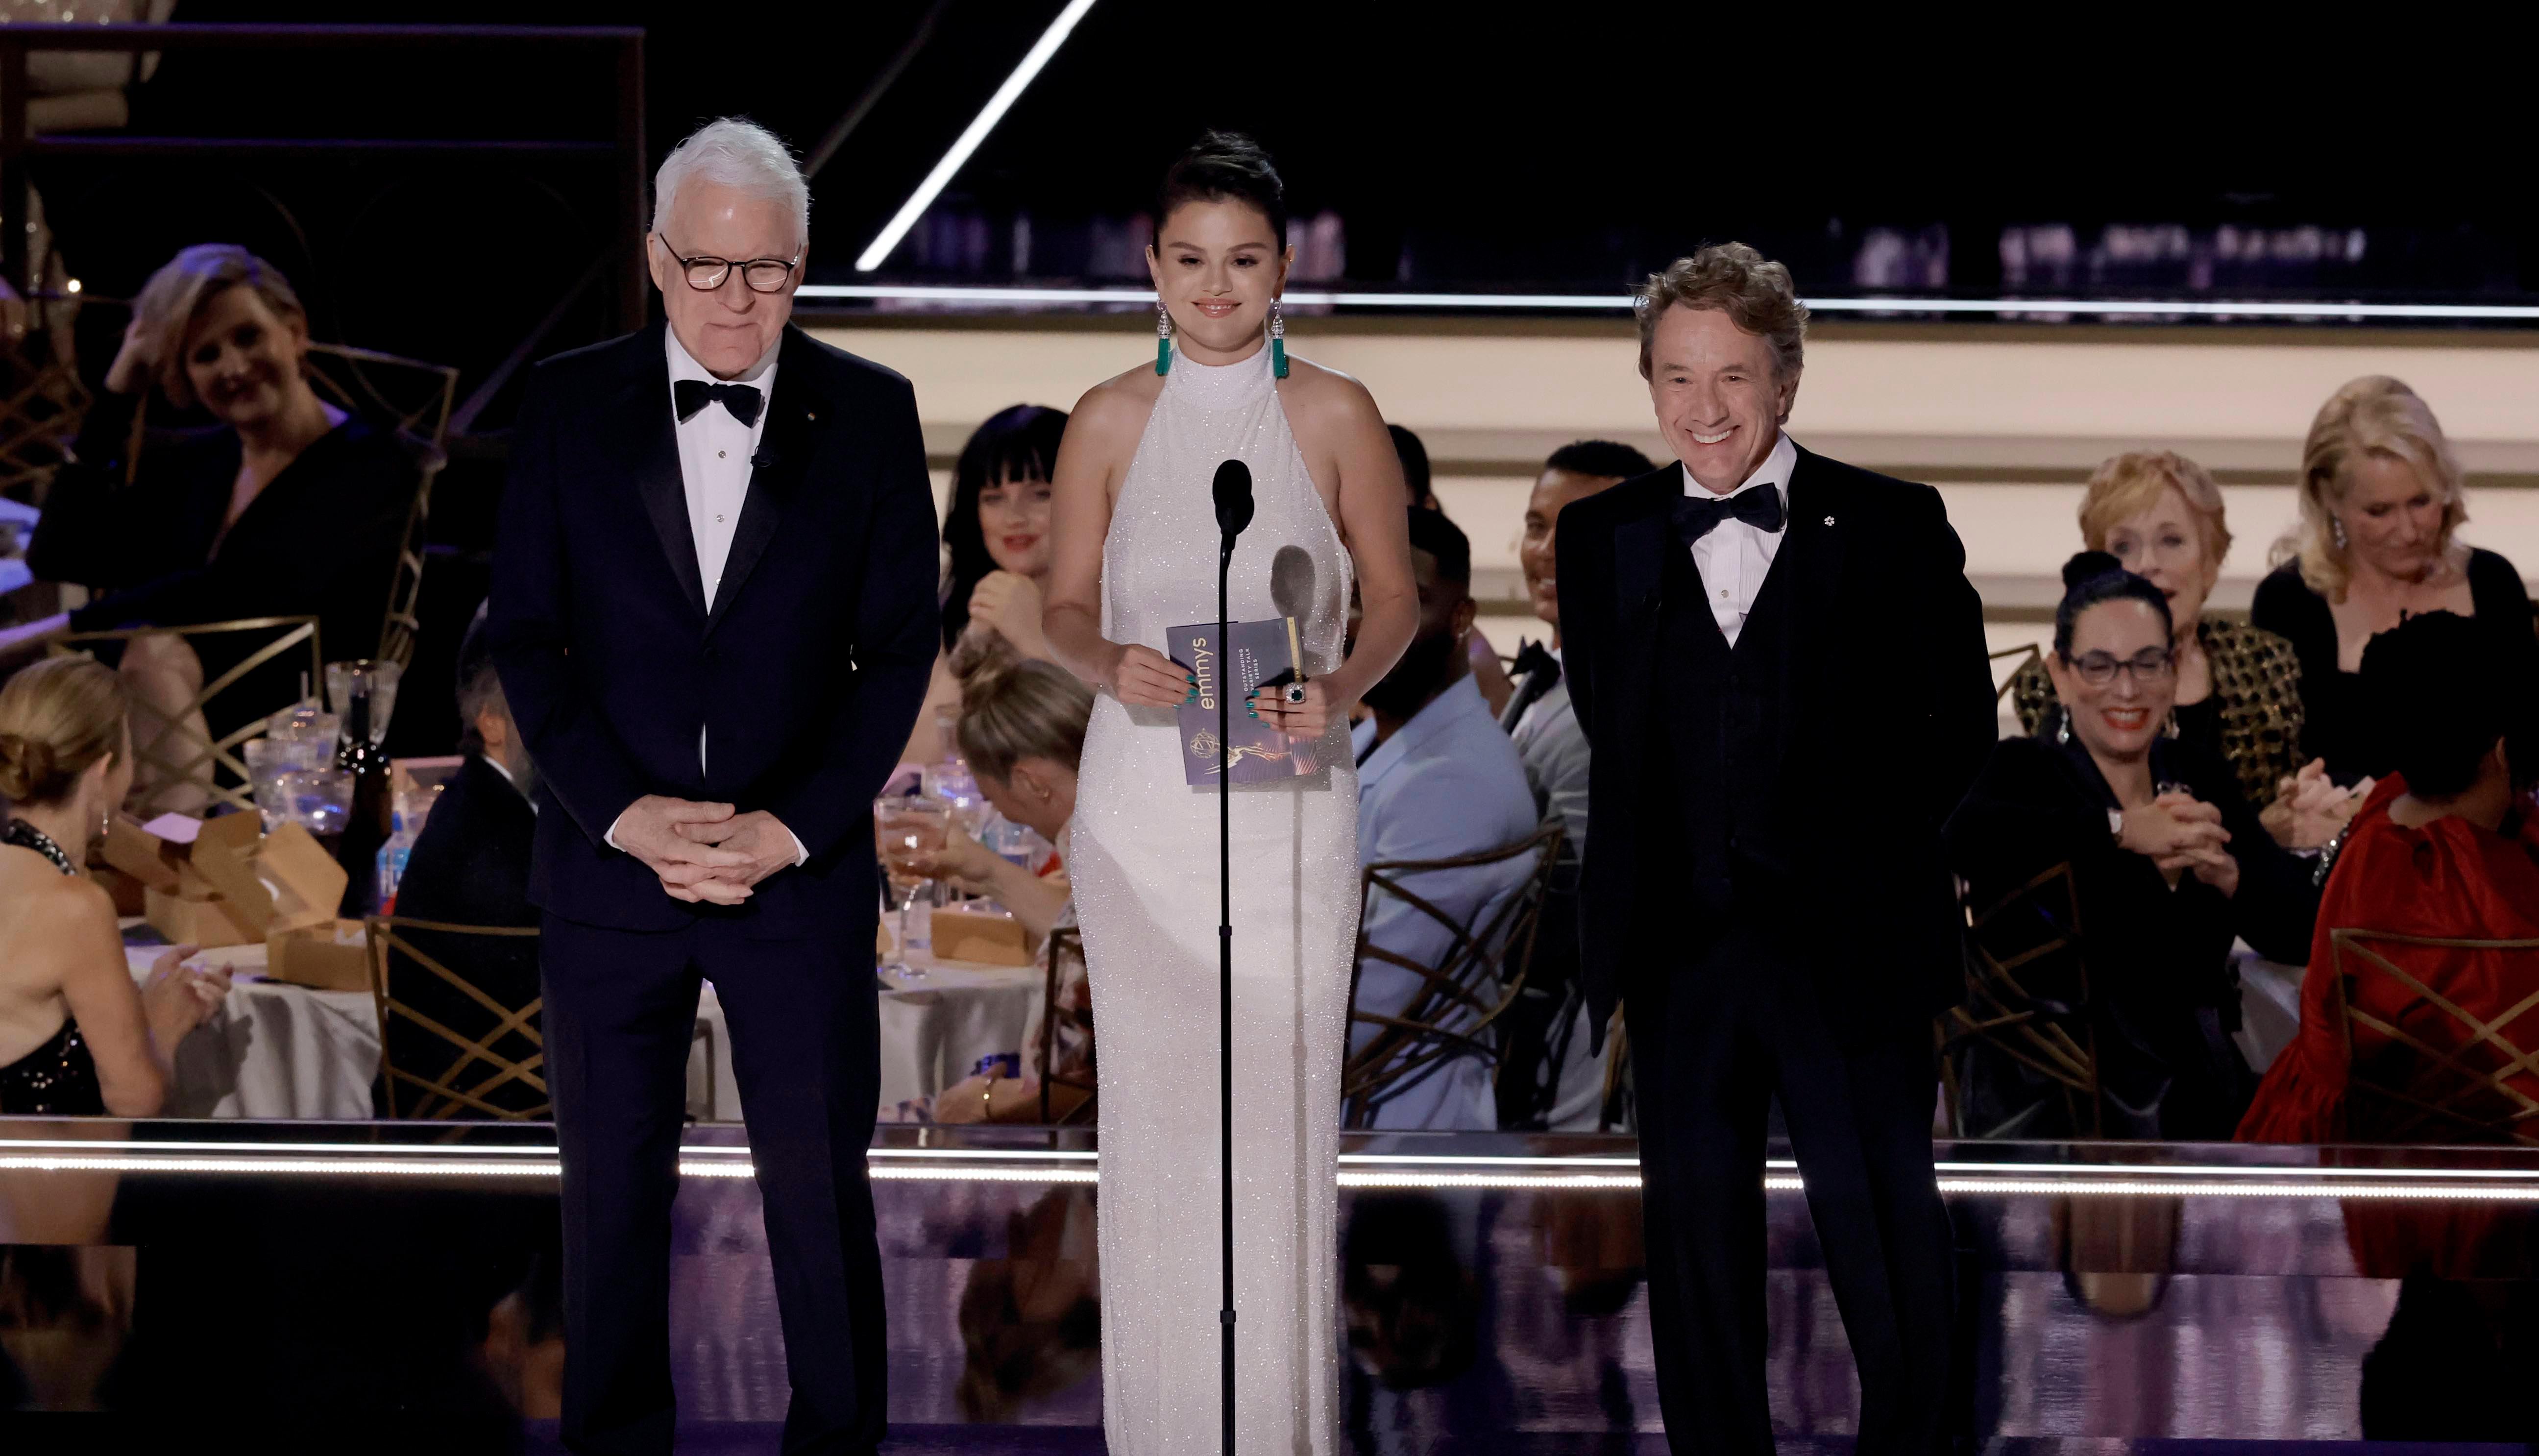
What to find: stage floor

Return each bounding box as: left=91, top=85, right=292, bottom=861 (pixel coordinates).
left=3, top=1123, right=2537, bottom=1450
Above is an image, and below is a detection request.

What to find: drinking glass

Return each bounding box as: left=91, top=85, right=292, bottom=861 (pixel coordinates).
left=282, top=766, right=355, bottom=836
left=323, top=659, right=403, bottom=747
left=875, top=796, right=951, bottom=982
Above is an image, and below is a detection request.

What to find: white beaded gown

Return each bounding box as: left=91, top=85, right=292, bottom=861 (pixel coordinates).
left=1070, top=340, right=1357, bottom=1455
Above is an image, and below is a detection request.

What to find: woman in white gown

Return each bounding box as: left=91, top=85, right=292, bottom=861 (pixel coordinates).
left=1043, top=132, right=1416, bottom=1455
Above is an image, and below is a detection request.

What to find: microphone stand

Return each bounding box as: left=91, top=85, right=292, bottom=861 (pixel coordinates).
left=1216, top=525, right=1238, bottom=1456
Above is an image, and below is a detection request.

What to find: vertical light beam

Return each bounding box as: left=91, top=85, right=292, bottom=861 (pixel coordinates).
left=854, top=0, right=1099, bottom=273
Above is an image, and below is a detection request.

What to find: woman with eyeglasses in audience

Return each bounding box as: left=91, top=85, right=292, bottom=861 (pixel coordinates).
left=902, top=404, right=1071, bottom=765
left=2, top=244, right=424, bottom=808
left=2011, top=450, right=2359, bottom=846
left=1946, top=553, right=2317, bottom=1140
left=2253, top=376, right=2537, bottom=786
left=918, top=647, right=1093, bottom=1125
left=2238, top=610, right=2539, bottom=1146
left=0, top=657, right=228, bottom=1116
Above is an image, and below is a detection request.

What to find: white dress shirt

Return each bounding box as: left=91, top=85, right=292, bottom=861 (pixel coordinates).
left=603, top=328, right=804, bottom=867
left=666, top=327, right=777, bottom=613
left=1684, top=430, right=1797, bottom=648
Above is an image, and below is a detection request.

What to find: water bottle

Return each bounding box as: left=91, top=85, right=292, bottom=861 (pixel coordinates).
left=375, top=810, right=417, bottom=912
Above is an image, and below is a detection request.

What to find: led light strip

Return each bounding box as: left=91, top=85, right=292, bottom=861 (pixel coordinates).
left=798, top=281, right=2539, bottom=323
left=7, top=1146, right=2539, bottom=1201
left=853, top=0, right=1101, bottom=273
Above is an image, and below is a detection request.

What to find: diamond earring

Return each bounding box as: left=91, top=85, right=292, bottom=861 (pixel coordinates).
left=2330, top=515, right=2348, bottom=551
left=1154, top=302, right=1172, bottom=376
left=1269, top=298, right=1289, bottom=379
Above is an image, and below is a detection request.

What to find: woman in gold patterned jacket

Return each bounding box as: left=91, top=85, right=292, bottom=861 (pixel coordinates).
left=2010, top=450, right=2365, bottom=848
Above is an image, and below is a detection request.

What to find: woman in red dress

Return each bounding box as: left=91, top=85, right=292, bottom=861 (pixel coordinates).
left=2239, top=608, right=2539, bottom=1146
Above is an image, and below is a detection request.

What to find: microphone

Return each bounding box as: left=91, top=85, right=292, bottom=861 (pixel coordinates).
left=1213, top=459, right=1254, bottom=556
left=1268, top=545, right=1316, bottom=704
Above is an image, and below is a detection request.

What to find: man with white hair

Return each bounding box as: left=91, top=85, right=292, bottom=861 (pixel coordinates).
left=488, top=117, right=937, bottom=1454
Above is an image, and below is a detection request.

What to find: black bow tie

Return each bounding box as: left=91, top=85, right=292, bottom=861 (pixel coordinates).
left=1673, top=484, right=1784, bottom=543
left=674, top=378, right=763, bottom=428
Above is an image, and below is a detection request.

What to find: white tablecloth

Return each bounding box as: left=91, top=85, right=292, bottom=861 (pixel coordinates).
left=123, top=939, right=378, bottom=1120
left=690, top=951, right=1045, bottom=1123
left=122, top=925, right=1038, bottom=1123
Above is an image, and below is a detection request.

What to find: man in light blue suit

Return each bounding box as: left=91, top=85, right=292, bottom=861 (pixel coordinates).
left=1347, top=508, right=1540, bottom=1129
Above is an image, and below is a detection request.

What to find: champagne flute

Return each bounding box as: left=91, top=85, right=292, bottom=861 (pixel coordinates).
left=875, top=796, right=951, bottom=983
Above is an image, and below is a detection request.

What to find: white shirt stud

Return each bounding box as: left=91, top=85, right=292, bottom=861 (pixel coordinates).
left=1824, top=515, right=1835, bottom=527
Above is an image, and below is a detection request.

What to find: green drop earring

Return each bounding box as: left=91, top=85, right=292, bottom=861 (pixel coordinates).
left=1270, top=298, right=1290, bottom=378
left=1154, top=302, right=1172, bottom=375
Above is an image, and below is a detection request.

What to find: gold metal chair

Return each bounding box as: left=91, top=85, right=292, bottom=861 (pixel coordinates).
left=2330, top=928, right=2539, bottom=1145
left=1342, top=822, right=1565, bottom=1129
left=47, top=614, right=321, bottom=817
left=1938, top=861, right=2104, bottom=1139
left=1036, top=926, right=1096, bottom=1126
left=302, top=341, right=456, bottom=669
left=366, top=915, right=547, bottom=1121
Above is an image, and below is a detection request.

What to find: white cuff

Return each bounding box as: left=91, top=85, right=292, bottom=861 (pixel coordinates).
left=785, top=826, right=810, bottom=867
left=605, top=809, right=630, bottom=852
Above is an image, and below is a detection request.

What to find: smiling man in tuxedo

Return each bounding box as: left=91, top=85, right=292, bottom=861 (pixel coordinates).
left=487, top=117, right=937, bottom=1455
left=1556, top=243, right=1995, bottom=1454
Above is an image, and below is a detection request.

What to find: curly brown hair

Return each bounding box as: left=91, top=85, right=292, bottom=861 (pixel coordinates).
left=1633, top=242, right=1808, bottom=382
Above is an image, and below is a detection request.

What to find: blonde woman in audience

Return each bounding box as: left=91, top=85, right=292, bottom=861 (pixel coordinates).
left=2, top=244, right=424, bottom=809
left=2253, top=376, right=2536, bottom=784
left=2012, top=449, right=2357, bottom=845
left=0, top=657, right=227, bottom=1116
left=918, top=653, right=1094, bottom=1125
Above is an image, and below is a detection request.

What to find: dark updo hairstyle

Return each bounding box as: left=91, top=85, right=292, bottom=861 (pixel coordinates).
left=2052, top=550, right=2173, bottom=658
left=1155, top=130, right=1287, bottom=246
left=2361, top=610, right=2528, bottom=799
left=941, top=404, right=1070, bottom=651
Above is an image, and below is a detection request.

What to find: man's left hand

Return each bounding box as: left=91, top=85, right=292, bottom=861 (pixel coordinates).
left=674, top=810, right=805, bottom=890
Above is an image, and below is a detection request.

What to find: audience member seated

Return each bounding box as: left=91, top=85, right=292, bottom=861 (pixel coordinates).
left=923, top=653, right=1093, bottom=1125
left=1346, top=508, right=1539, bottom=1129
left=903, top=404, right=1068, bottom=764
left=0, top=657, right=227, bottom=1116
left=3, top=244, right=424, bottom=807
left=1946, top=553, right=2317, bottom=1140
left=1389, top=423, right=1438, bottom=513
left=1498, top=438, right=1654, bottom=1129
left=2011, top=450, right=2358, bottom=846
left=2252, top=375, right=2537, bottom=785
left=382, top=609, right=540, bottom=1116
left=2239, top=610, right=2539, bottom=1145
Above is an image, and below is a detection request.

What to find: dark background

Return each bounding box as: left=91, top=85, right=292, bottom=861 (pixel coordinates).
left=21, top=1, right=2539, bottom=752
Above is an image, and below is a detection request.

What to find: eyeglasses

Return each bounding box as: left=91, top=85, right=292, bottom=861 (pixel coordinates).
left=2064, top=647, right=2175, bottom=686
left=655, top=236, right=801, bottom=294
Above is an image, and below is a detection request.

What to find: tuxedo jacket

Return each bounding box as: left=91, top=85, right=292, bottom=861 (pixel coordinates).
left=486, top=320, right=939, bottom=937
left=1555, top=444, right=1997, bottom=1039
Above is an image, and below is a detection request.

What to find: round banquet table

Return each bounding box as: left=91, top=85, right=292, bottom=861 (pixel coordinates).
left=692, top=954, right=1046, bottom=1123
left=119, top=922, right=1039, bottom=1124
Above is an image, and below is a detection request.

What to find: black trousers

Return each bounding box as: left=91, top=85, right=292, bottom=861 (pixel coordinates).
left=1625, top=916, right=1954, bottom=1455
left=543, top=914, right=886, bottom=1456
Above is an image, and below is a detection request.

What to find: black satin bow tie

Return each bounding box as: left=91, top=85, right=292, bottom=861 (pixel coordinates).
left=1672, top=484, right=1785, bottom=542
left=1510, top=640, right=1561, bottom=687
left=674, top=378, right=763, bottom=428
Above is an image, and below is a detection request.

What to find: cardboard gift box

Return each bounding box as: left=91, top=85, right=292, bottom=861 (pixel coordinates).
left=928, top=904, right=1032, bottom=967
left=101, top=813, right=257, bottom=948
left=181, top=812, right=368, bottom=992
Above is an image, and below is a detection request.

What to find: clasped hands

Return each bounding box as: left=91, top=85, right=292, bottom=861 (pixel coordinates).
left=2258, top=758, right=2371, bottom=850
left=1109, top=641, right=1344, bottom=741
left=614, top=795, right=800, bottom=905
left=2116, top=791, right=2240, bottom=898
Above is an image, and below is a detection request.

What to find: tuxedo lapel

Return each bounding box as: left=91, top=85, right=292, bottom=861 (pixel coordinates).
left=708, top=328, right=826, bottom=633
left=1774, top=445, right=1846, bottom=695
left=1608, top=475, right=1677, bottom=746
left=612, top=325, right=708, bottom=619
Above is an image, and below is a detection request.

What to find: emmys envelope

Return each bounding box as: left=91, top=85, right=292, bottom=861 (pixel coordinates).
left=112, top=812, right=369, bottom=990
left=1168, top=615, right=1318, bottom=787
